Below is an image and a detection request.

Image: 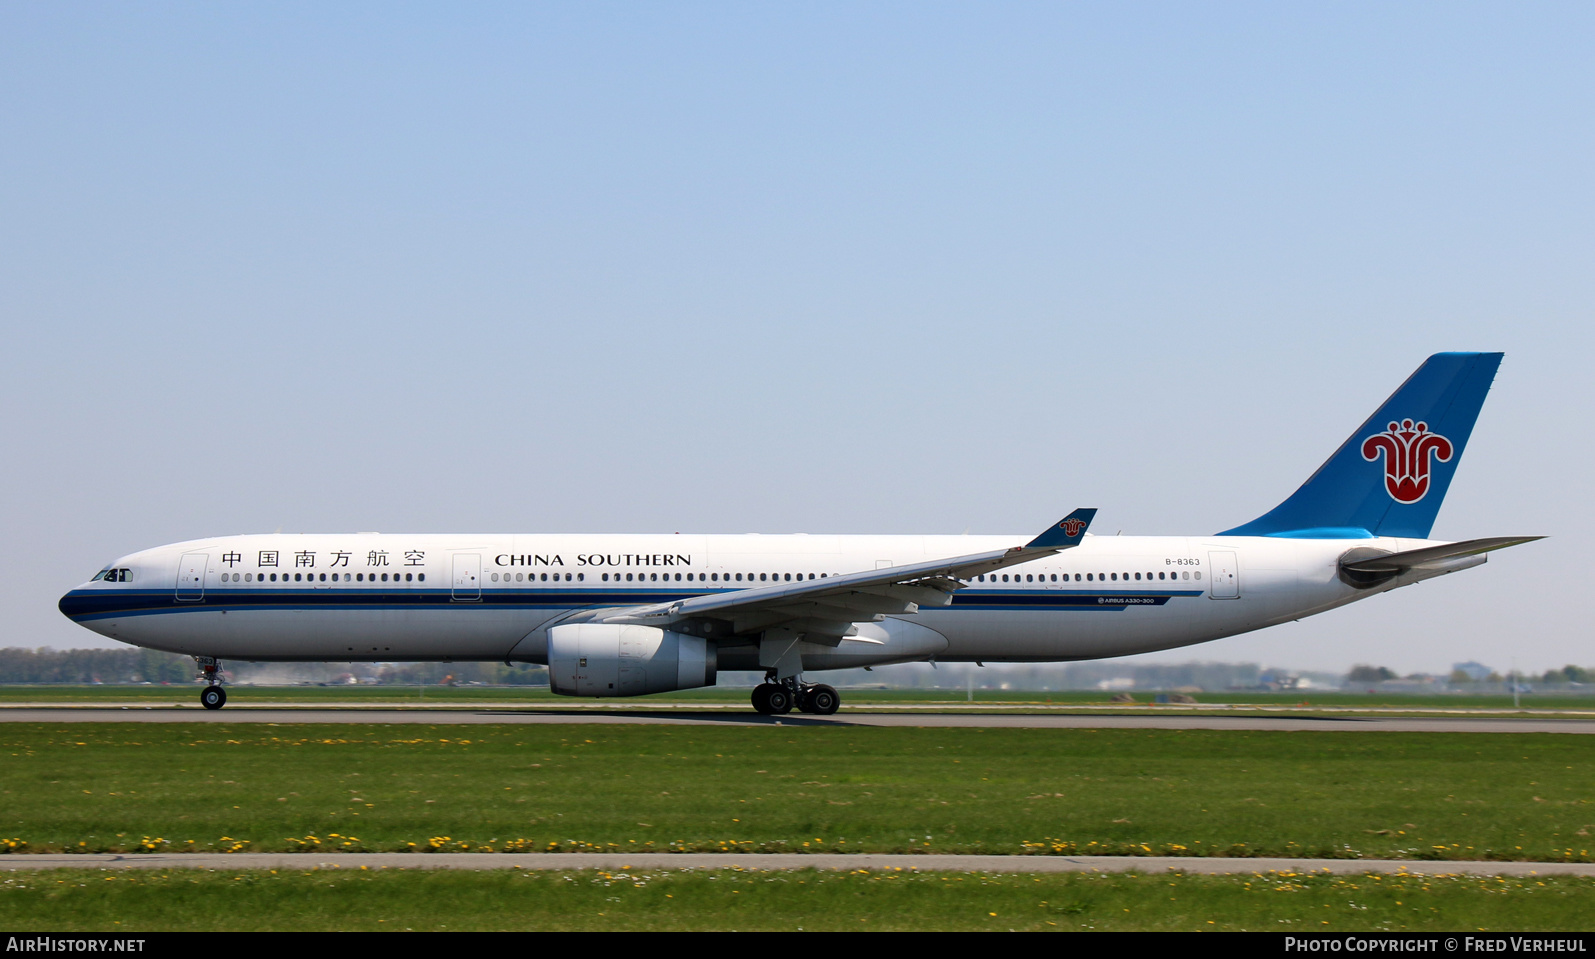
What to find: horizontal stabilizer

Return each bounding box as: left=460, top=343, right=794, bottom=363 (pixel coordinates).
left=1340, top=536, right=1543, bottom=573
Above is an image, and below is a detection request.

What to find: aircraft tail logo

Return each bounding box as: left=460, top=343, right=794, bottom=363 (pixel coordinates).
left=1059, top=517, right=1088, bottom=537
left=1361, top=419, right=1454, bottom=504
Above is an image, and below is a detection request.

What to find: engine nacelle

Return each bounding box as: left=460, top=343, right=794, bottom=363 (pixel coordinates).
left=547, top=624, right=717, bottom=697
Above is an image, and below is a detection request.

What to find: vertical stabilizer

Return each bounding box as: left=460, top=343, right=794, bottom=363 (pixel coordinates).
left=1220, top=352, right=1502, bottom=539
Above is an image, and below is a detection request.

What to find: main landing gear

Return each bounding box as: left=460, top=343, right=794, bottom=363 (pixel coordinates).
left=195, top=656, right=227, bottom=710
left=751, top=681, right=840, bottom=716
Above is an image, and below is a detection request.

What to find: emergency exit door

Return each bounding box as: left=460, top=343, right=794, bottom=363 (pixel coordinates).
left=452, top=554, right=481, bottom=601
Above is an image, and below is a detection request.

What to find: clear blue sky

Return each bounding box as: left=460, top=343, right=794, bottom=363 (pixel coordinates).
left=2, top=2, right=1590, bottom=675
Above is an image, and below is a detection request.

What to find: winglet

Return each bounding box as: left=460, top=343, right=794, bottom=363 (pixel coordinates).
left=1025, top=508, right=1097, bottom=549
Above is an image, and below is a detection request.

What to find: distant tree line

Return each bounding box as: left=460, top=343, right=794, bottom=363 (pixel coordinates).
left=1348, top=662, right=1593, bottom=687
left=1034, top=660, right=1266, bottom=691
left=0, top=647, right=193, bottom=684
left=1, top=647, right=1584, bottom=690
left=370, top=662, right=547, bottom=686
left=1347, top=664, right=1399, bottom=684
left=0, top=648, right=546, bottom=686
left=1538, top=665, right=1592, bottom=685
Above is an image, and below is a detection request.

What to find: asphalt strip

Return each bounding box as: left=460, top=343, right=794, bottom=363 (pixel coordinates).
left=0, top=853, right=1590, bottom=876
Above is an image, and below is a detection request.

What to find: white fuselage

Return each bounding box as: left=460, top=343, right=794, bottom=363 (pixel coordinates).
left=60, top=531, right=1477, bottom=672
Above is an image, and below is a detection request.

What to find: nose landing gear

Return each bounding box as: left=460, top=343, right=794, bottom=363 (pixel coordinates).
left=195, top=656, right=227, bottom=710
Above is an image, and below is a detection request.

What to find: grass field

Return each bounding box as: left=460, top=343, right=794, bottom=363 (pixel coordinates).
left=1, top=684, right=1592, bottom=712
left=3, top=866, right=1592, bottom=931
left=1, top=723, right=1590, bottom=862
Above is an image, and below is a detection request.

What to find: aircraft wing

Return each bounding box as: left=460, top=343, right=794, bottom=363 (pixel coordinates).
left=602, top=508, right=1097, bottom=642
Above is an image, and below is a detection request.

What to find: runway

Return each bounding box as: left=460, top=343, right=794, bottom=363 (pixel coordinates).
left=2, top=705, right=1592, bottom=734
left=0, top=851, right=1589, bottom=876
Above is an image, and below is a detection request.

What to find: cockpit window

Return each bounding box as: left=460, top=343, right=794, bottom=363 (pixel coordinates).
left=94, top=568, right=133, bottom=583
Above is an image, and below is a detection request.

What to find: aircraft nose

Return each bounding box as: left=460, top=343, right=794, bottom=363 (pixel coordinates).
left=58, top=589, right=95, bottom=620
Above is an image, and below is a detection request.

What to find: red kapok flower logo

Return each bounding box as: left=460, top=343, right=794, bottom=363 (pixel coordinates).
left=1361, top=419, right=1454, bottom=504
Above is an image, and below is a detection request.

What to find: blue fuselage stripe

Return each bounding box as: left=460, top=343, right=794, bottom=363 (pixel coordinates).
left=59, top=588, right=1204, bottom=622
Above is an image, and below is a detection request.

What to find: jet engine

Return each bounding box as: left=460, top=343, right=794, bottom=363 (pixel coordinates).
left=547, top=624, right=717, bottom=697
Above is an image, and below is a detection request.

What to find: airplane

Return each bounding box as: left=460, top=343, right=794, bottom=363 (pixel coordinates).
left=58, top=352, right=1540, bottom=715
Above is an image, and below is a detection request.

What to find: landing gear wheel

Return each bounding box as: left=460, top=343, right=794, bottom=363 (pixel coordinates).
left=751, top=683, right=775, bottom=715
left=804, top=684, right=839, bottom=715
left=201, top=685, right=227, bottom=710
left=765, top=685, right=793, bottom=715
left=752, top=683, right=792, bottom=715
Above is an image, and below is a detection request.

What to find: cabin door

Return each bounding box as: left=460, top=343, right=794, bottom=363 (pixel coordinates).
left=175, top=552, right=208, bottom=603
left=1207, top=551, right=1240, bottom=600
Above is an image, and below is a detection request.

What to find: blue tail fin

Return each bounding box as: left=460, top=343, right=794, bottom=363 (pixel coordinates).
left=1220, top=352, right=1502, bottom=539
